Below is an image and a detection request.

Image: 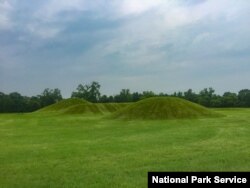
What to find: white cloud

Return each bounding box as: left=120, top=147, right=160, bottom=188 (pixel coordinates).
left=27, top=23, right=62, bottom=39
left=192, top=32, right=213, bottom=44
left=1, top=0, right=250, bottom=96
left=35, top=0, right=87, bottom=22
left=118, top=0, right=165, bottom=16
left=102, top=0, right=250, bottom=51
left=113, top=0, right=250, bottom=29
left=0, top=0, right=13, bottom=30
left=23, top=0, right=91, bottom=39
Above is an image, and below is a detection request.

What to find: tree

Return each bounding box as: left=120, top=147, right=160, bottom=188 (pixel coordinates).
left=120, top=89, right=132, bottom=102
left=198, top=87, right=215, bottom=107
left=99, top=95, right=109, bottom=103
left=0, top=92, right=7, bottom=112
left=222, top=92, right=238, bottom=107
left=114, top=89, right=132, bottom=102
left=71, top=81, right=101, bottom=102
left=210, top=95, right=222, bottom=107
left=172, top=91, right=183, bottom=98
left=8, top=92, right=26, bottom=112
left=159, top=92, right=167, bottom=97
left=108, top=95, right=114, bottom=102
left=39, top=88, right=62, bottom=107
left=238, top=89, right=250, bottom=107
left=27, top=96, right=41, bottom=111
left=89, top=81, right=101, bottom=102
left=141, top=91, right=155, bottom=99
left=71, top=84, right=88, bottom=99
left=184, top=89, right=197, bottom=102
left=131, top=92, right=141, bottom=102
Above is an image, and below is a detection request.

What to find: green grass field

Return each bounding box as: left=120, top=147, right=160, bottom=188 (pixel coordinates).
left=0, top=102, right=250, bottom=187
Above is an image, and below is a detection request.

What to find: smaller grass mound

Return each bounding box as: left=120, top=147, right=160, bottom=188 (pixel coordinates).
left=63, top=104, right=103, bottom=114
left=37, top=98, right=89, bottom=112
left=63, top=103, right=130, bottom=115
left=37, top=98, right=130, bottom=115
left=111, top=97, right=222, bottom=120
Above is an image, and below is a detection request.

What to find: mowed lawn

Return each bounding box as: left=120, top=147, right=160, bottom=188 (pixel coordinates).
left=0, top=109, right=250, bottom=187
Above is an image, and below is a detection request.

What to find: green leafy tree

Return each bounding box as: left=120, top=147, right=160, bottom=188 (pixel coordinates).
left=210, top=95, right=222, bottom=107
left=114, top=89, right=132, bottom=102
left=198, top=87, right=215, bottom=107
left=39, top=88, right=62, bottom=107
left=27, top=96, right=41, bottom=111
left=89, top=81, right=101, bottom=102
left=0, top=92, right=7, bottom=112
left=238, top=89, right=250, bottom=107
left=222, top=92, right=238, bottom=107
left=141, top=91, right=155, bottom=99
left=172, top=91, right=183, bottom=98
left=8, top=92, right=26, bottom=112
left=100, top=95, right=109, bottom=103
left=184, top=89, right=197, bottom=102
left=71, top=81, right=101, bottom=102
left=131, top=92, right=141, bottom=102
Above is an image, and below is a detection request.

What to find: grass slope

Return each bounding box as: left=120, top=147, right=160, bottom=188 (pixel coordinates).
left=112, top=97, right=221, bottom=120
left=0, top=109, right=250, bottom=187
left=38, top=98, right=129, bottom=115
left=38, top=98, right=89, bottom=112
left=63, top=103, right=130, bottom=114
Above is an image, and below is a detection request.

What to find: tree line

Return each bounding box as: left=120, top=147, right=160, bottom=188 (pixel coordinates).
left=1, top=81, right=250, bottom=113
left=0, top=88, right=62, bottom=113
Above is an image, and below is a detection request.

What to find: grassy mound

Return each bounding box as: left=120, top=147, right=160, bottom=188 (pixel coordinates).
left=37, top=98, right=89, bottom=112
left=96, top=103, right=130, bottom=113
left=111, top=97, right=221, bottom=120
left=37, top=98, right=130, bottom=115
left=63, top=103, right=130, bottom=115
left=63, top=104, right=103, bottom=114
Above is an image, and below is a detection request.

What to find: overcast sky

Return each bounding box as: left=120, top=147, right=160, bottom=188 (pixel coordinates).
left=1, top=0, right=250, bottom=97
